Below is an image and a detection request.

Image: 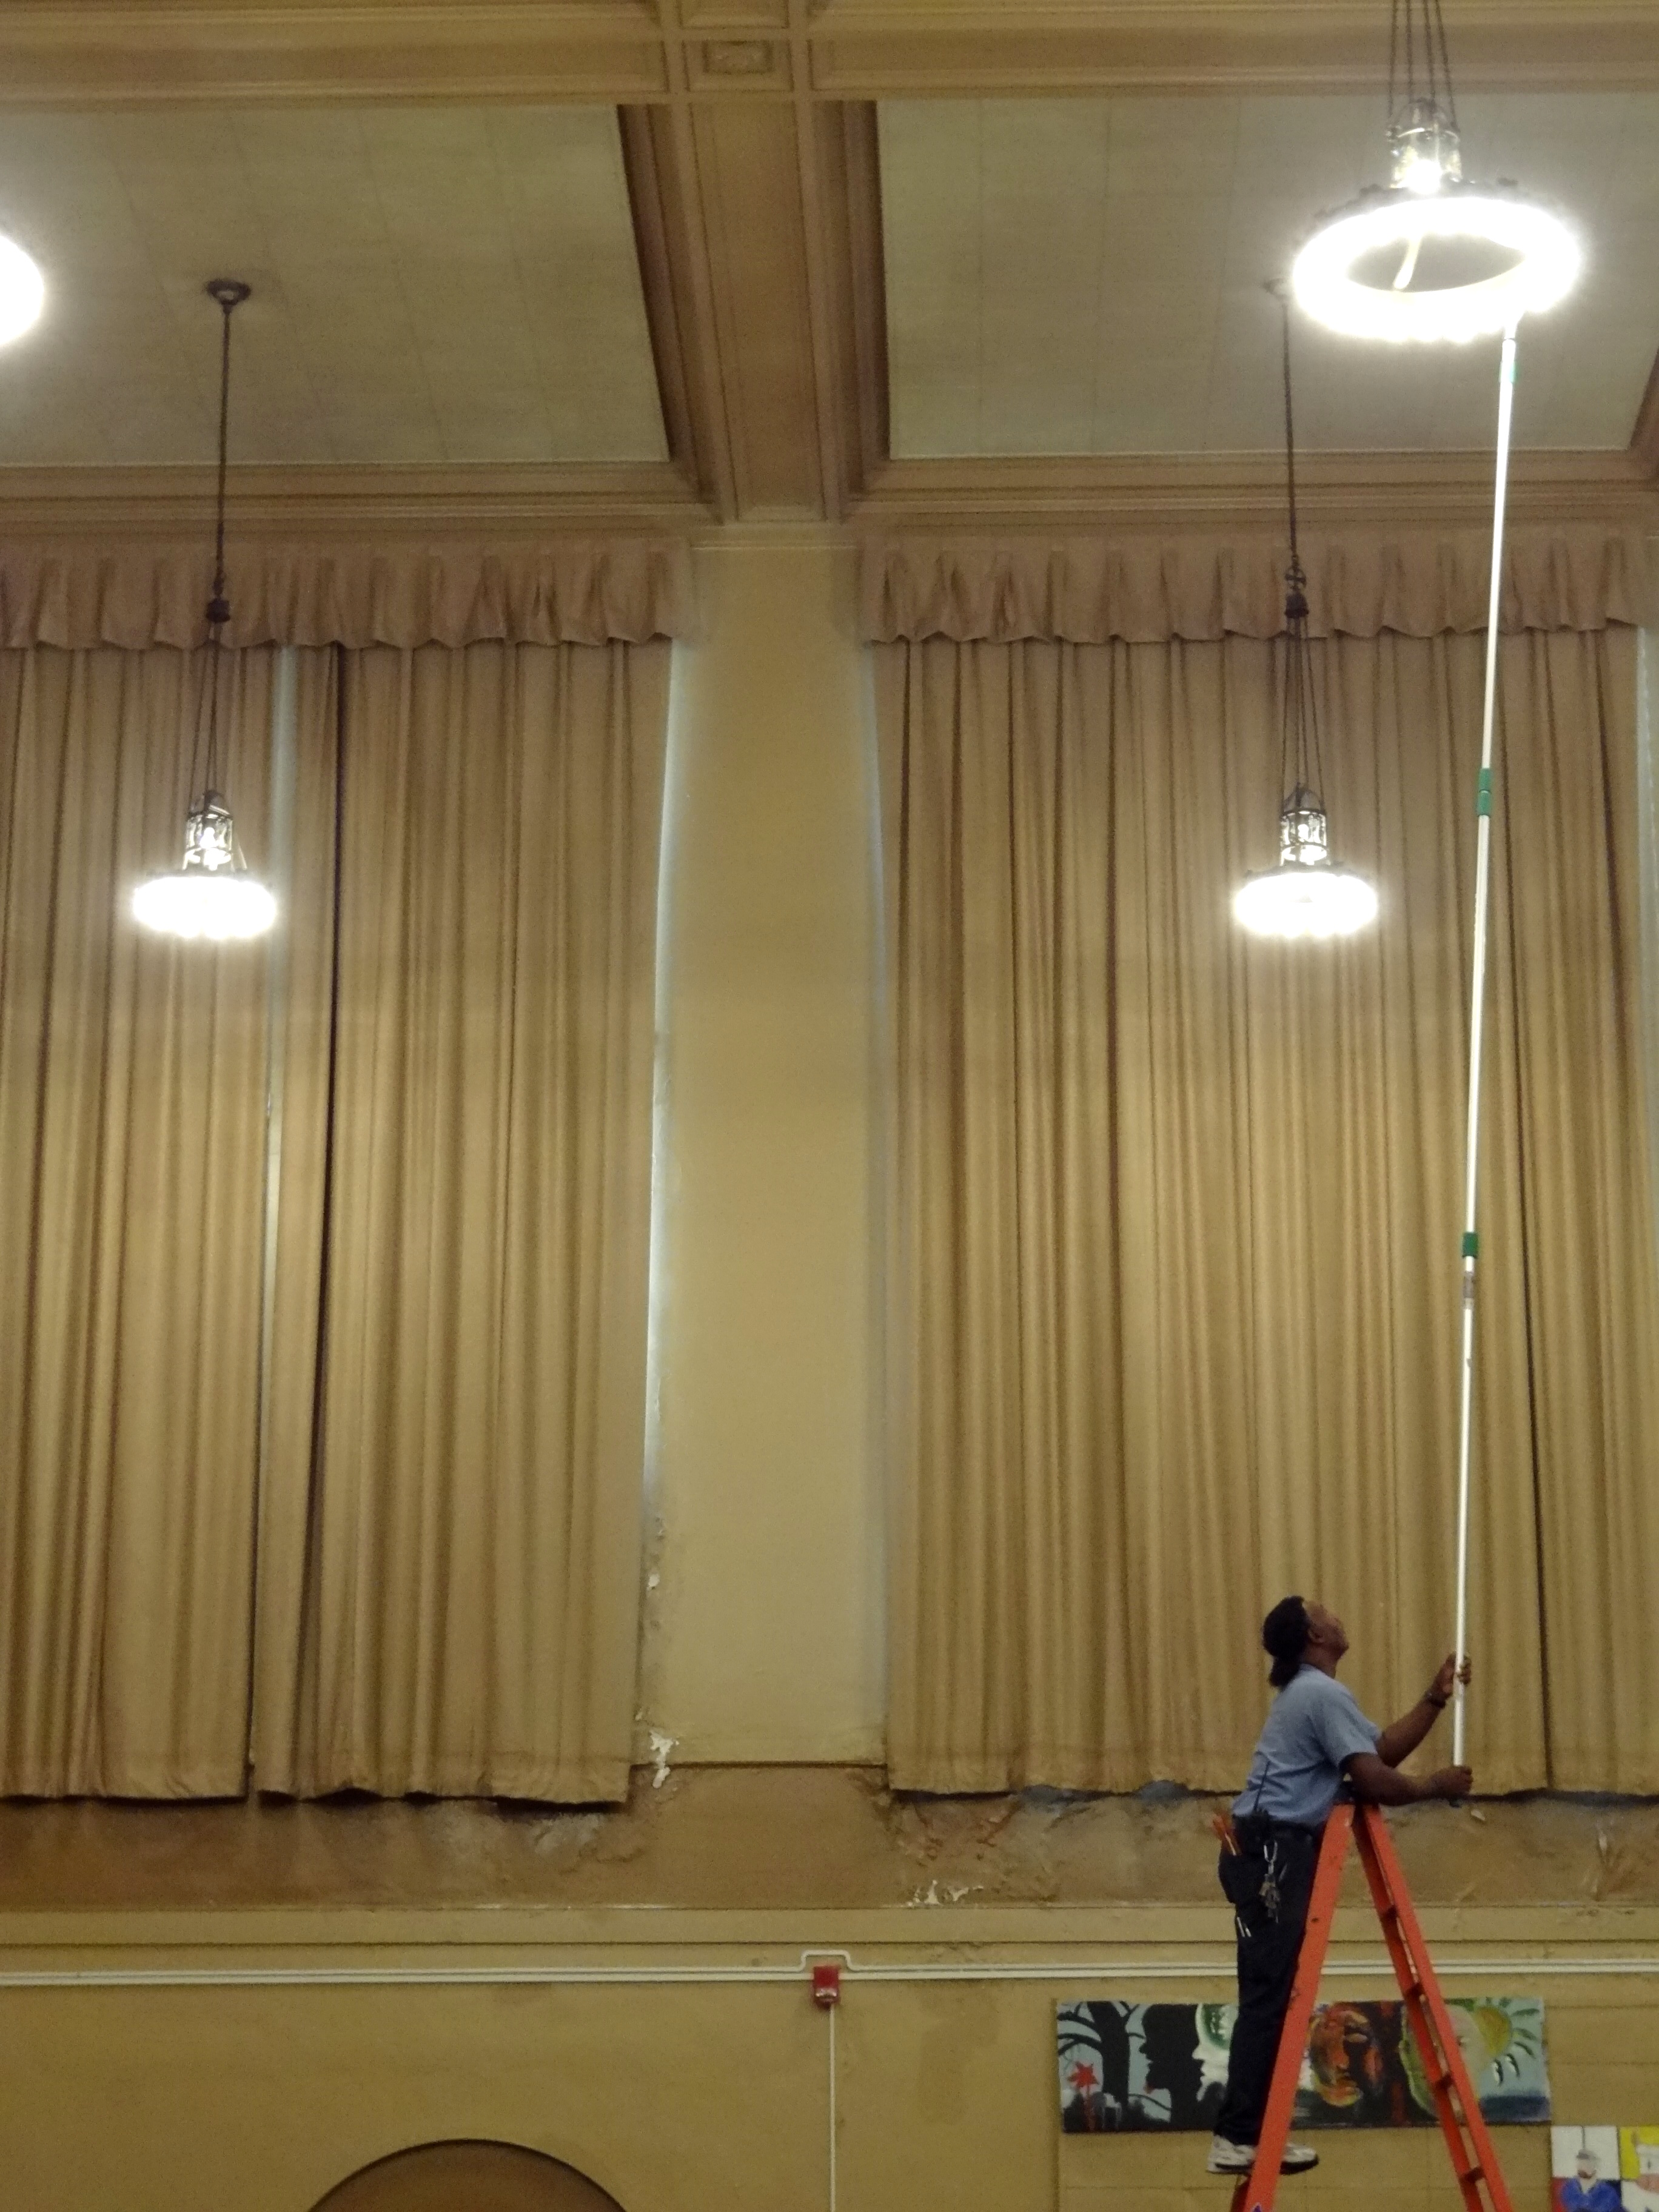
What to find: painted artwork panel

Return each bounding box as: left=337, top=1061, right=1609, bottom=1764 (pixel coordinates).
left=1553, top=2128, right=1622, bottom=2212
left=1620, top=2127, right=1659, bottom=2212
left=1057, top=1997, right=1549, bottom=2133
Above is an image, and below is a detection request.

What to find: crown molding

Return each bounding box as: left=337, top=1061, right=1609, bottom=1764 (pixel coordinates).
left=0, top=461, right=711, bottom=539
left=807, top=1, right=1659, bottom=96
left=851, top=447, right=1659, bottom=533
left=0, top=2, right=671, bottom=104
left=0, top=0, right=1654, bottom=102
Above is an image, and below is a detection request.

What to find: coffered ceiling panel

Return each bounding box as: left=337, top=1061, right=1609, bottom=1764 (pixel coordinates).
left=881, top=92, right=1659, bottom=456
left=0, top=106, right=667, bottom=466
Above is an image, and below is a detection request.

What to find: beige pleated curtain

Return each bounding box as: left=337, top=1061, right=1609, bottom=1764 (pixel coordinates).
left=0, top=646, right=277, bottom=1794
left=0, top=540, right=680, bottom=1800
left=875, top=531, right=1659, bottom=1798
left=253, top=642, right=668, bottom=1800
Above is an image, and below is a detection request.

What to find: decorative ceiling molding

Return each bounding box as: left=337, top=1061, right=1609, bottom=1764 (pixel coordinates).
left=0, top=460, right=711, bottom=538
left=807, top=2, right=1659, bottom=95
left=851, top=449, right=1659, bottom=532
left=0, top=1, right=1656, bottom=104
left=0, top=0, right=1651, bottom=542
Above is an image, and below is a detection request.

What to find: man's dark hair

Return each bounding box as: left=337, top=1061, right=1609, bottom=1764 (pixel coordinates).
left=1262, top=1595, right=1311, bottom=1689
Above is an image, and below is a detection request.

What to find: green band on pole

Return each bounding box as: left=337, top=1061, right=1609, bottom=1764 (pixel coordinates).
left=1476, top=769, right=1493, bottom=817
left=1463, top=1232, right=1479, bottom=1259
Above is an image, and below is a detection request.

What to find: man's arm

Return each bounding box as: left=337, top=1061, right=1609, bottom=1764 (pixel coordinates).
left=1373, top=1653, right=1468, bottom=1768
left=1344, top=1751, right=1472, bottom=1805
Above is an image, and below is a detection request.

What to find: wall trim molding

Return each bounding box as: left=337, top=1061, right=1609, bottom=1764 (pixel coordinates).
left=0, top=461, right=712, bottom=539
left=853, top=448, right=1659, bottom=532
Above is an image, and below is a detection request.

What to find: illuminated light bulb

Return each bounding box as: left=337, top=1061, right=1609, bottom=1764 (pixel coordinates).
left=1234, top=791, right=1378, bottom=942
left=1390, top=106, right=1463, bottom=197
left=1234, top=865, right=1379, bottom=940
left=1292, top=185, right=1580, bottom=343
left=0, top=234, right=44, bottom=344
left=132, top=791, right=277, bottom=942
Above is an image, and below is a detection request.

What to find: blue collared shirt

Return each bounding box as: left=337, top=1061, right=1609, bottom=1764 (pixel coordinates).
left=1232, top=1664, right=1382, bottom=1826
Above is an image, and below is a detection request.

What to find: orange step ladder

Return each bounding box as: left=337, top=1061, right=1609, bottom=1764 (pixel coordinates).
left=1232, top=1800, right=1515, bottom=2212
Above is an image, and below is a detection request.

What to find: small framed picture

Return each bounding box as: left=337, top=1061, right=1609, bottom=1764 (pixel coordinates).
left=1553, top=2128, right=1622, bottom=2212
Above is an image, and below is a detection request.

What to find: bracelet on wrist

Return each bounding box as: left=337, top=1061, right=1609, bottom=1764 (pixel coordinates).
left=1424, top=1689, right=1449, bottom=1709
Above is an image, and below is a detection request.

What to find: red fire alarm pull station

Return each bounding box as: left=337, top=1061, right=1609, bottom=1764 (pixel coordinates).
left=811, top=1962, right=842, bottom=2009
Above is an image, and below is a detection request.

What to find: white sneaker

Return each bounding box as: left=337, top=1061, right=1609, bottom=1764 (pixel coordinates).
left=1207, top=2136, right=1320, bottom=2176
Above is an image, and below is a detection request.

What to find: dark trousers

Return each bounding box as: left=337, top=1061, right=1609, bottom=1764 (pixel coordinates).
left=1214, top=1820, right=1321, bottom=2147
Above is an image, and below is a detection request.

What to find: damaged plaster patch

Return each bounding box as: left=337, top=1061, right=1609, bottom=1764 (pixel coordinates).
left=648, top=1729, right=678, bottom=1789
left=905, top=1879, right=983, bottom=1907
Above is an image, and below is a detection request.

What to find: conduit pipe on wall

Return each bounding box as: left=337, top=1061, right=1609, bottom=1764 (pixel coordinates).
left=0, top=1951, right=1654, bottom=1990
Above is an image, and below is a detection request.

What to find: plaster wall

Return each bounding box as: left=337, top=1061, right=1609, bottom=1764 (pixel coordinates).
left=643, top=535, right=885, bottom=1764
left=2, top=1902, right=1648, bottom=2212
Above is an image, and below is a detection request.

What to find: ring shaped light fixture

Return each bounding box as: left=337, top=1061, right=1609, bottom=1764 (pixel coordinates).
left=0, top=233, right=44, bottom=344
left=1292, top=186, right=1580, bottom=344
left=1291, top=0, right=1580, bottom=344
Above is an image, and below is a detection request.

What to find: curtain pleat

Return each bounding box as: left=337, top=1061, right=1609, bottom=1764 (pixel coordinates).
left=880, top=626, right=1659, bottom=1797
left=252, top=640, right=668, bottom=1801
left=0, top=646, right=276, bottom=1794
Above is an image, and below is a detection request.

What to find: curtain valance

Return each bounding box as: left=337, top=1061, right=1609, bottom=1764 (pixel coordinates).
left=0, top=537, right=692, bottom=649
left=861, top=525, right=1655, bottom=645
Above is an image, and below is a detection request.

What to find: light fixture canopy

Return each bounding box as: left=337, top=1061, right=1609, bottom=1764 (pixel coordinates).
left=1235, top=288, right=1377, bottom=943
left=1291, top=0, right=1580, bottom=344
left=134, top=278, right=276, bottom=944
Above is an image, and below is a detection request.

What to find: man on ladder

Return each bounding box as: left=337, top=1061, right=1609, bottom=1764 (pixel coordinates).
left=1207, top=1595, right=1472, bottom=2178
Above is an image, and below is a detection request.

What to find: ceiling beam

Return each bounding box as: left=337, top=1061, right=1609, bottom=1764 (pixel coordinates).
left=1, top=1, right=1657, bottom=105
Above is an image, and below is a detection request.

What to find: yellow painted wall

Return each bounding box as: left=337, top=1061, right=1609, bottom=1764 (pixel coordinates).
left=643, top=535, right=884, bottom=1763
left=0, top=1903, right=1647, bottom=2212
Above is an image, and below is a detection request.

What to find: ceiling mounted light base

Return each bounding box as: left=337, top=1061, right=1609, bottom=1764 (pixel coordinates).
left=1292, top=181, right=1580, bottom=343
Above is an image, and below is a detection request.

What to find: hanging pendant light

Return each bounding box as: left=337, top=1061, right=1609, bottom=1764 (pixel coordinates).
left=1234, top=290, right=1378, bottom=943
left=133, top=278, right=276, bottom=943
left=1291, top=0, right=1579, bottom=343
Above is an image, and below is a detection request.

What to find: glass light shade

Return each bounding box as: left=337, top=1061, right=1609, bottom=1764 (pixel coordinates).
left=133, top=793, right=276, bottom=941
left=1390, top=107, right=1463, bottom=197
left=1292, top=186, right=1580, bottom=342
left=0, top=234, right=44, bottom=344
left=1235, top=865, right=1379, bottom=940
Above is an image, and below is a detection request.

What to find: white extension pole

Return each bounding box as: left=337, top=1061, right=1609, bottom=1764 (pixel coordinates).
left=1452, top=317, right=1520, bottom=1767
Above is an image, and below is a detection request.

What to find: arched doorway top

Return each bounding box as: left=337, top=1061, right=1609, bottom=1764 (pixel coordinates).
left=310, top=2139, right=628, bottom=2211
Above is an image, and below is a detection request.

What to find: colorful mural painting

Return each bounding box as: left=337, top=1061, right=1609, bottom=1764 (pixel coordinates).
left=1057, top=1997, right=1550, bottom=2134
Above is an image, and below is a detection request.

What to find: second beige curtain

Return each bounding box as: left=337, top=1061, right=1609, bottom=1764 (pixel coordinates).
left=253, top=641, right=667, bottom=1801
left=880, top=626, right=1659, bottom=1797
